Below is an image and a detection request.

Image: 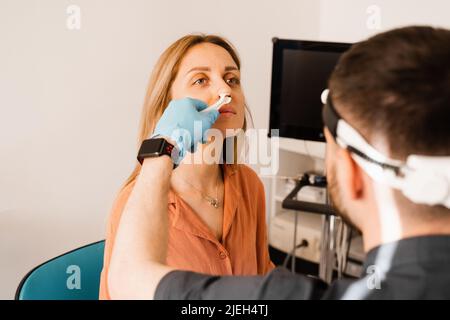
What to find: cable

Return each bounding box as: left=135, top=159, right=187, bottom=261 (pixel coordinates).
left=335, top=219, right=344, bottom=278
left=335, top=219, right=353, bottom=278
left=274, top=172, right=327, bottom=274
left=282, top=239, right=309, bottom=271
left=292, top=210, right=298, bottom=273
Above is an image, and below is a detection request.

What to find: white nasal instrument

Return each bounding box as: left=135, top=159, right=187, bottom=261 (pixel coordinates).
left=201, top=94, right=232, bottom=113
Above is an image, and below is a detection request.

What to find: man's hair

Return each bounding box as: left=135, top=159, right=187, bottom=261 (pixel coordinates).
left=329, top=26, right=450, bottom=159
left=329, top=26, right=450, bottom=217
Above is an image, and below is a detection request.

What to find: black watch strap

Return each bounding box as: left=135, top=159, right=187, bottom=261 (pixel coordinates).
left=137, top=137, right=177, bottom=168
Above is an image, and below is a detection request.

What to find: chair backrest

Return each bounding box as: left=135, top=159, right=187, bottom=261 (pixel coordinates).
left=16, top=240, right=105, bottom=300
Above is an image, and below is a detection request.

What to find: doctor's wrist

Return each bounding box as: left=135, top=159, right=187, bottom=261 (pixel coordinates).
left=141, top=155, right=173, bottom=174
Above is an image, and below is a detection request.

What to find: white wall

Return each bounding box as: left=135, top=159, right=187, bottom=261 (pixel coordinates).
left=318, top=0, right=450, bottom=42
left=0, top=0, right=321, bottom=299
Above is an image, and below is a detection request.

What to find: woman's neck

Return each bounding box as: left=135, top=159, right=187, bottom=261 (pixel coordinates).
left=171, top=143, right=223, bottom=191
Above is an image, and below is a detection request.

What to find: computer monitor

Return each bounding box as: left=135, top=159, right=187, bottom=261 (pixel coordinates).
left=269, top=38, right=352, bottom=142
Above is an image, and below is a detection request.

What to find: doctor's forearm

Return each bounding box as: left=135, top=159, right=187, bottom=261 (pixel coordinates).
left=108, top=156, right=173, bottom=299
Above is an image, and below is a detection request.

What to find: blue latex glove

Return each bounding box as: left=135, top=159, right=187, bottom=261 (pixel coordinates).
left=153, top=97, right=220, bottom=163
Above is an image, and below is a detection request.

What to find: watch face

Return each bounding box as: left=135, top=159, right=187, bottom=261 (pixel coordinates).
left=137, top=138, right=175, bottom=164
left=142, top=138, right=165, bottom=155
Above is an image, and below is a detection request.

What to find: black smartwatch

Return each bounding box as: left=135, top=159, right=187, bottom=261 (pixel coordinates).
left=137, top=137, right=178, bottom=168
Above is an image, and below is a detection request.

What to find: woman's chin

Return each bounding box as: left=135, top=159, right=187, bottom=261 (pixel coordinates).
left=212, top=123, right=243, bottom=137
left=213, top=115, right=244, bottom=133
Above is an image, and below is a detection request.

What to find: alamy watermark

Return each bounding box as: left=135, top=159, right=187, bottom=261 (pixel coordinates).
left=166, top=123, right=280, bottom=176
left=66, top=5, right=81, bottom=30
left=366, top=265, right=382, bottom=290
left=366, top=4, right=382, bottom=31
left=66, top=265, right=81, bottom=290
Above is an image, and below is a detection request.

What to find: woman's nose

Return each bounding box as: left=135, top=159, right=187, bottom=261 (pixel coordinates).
left=208, top=92, right=231, bottom=106
left=209, top=82, right=231, bottom=104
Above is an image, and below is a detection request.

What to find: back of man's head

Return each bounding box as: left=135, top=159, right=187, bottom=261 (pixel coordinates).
left=329, top=26, right=450, bottom=220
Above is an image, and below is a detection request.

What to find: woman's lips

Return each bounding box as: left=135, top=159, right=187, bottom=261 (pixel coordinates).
left=218, top=105, right=237, bottom=117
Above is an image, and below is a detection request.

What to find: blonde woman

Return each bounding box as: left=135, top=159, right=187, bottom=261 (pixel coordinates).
left=99, top=34, right=274, bottom=299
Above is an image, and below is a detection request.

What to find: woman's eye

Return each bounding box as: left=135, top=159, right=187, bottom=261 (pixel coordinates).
left=227, top=77, right=240, bottom=85
left=193, top=78, right=208, bottom=85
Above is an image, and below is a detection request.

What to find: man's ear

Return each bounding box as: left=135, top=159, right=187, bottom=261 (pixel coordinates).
left=337, top=148, right=363, bottom=200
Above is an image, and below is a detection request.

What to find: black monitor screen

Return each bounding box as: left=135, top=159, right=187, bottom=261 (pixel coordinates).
left=269, top=39, right=352, bottom=142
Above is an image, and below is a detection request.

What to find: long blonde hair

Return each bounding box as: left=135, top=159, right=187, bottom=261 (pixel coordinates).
left=123, top=34, right=249, bottom=188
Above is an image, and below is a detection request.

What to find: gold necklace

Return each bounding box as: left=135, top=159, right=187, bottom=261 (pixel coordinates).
left=181, top=176, right=221, bottom=209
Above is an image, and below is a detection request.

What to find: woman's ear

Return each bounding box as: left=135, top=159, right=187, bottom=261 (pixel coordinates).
left=337, top=148, right=364, bottom=200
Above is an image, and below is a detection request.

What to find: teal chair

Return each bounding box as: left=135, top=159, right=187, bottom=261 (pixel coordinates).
left=16, top=240, right=105, bottom=300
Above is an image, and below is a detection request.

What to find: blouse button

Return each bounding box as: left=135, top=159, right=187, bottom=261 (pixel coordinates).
left=219, top=252, right=227, bottom=259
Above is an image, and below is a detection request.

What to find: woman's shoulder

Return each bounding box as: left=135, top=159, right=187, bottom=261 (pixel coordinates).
left=234, top=164, right=259, bottom=178
left=229, top=164, right=264, bottom=188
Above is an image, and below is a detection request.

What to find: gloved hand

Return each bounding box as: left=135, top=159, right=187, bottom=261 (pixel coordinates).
left=153, top=97, right=220, bottom=163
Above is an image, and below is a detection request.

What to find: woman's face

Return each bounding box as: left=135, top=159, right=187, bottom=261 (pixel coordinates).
left=170, top=43, right=245, bottom=134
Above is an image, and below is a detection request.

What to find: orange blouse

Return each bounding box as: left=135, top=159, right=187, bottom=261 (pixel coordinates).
left=99, top=164, right=274, bottom=299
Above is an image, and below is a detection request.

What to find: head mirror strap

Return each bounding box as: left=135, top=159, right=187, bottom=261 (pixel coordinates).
left=322, top=91, right=340, bottom=139
left=347, top=145, right=402, bottom=174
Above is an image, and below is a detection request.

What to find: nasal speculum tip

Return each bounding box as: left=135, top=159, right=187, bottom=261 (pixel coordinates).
left=201, top=94, right=232, bottom=113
